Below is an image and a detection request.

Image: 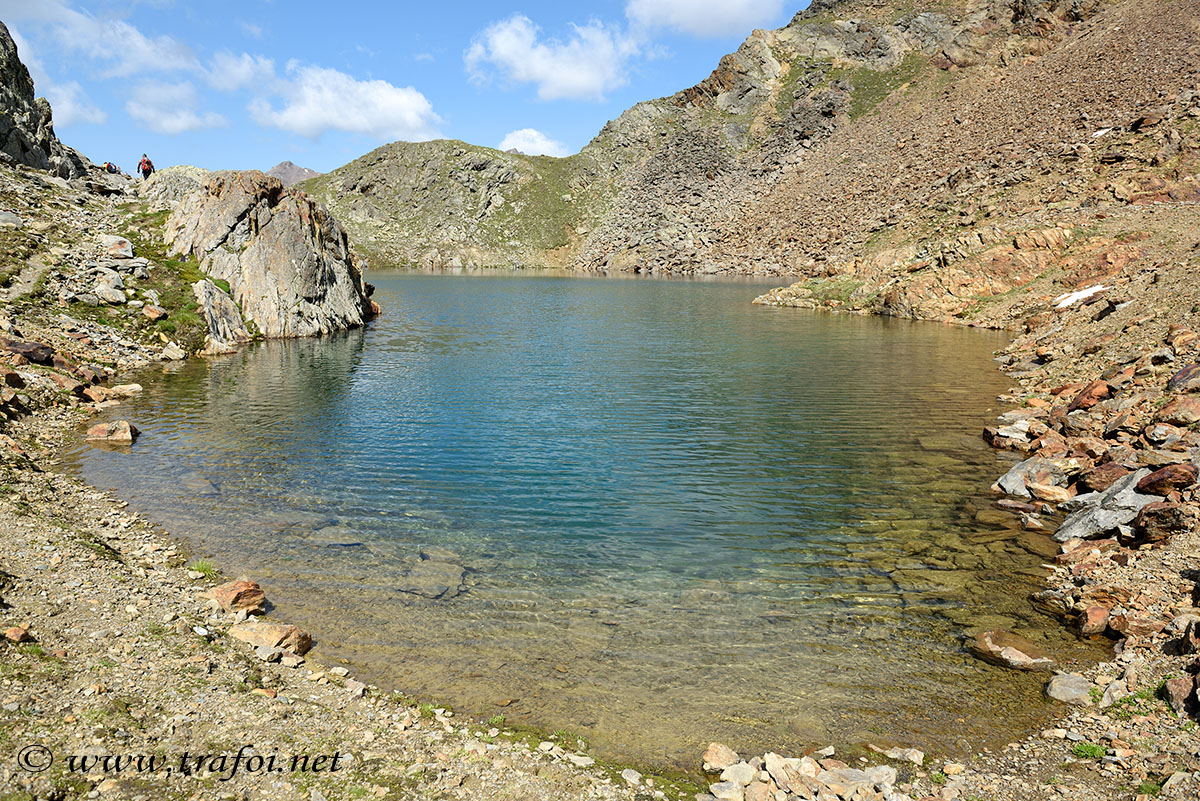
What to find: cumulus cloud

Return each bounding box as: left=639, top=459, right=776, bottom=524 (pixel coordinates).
left=498, top=128, right=568, bottom=157
left=206, top=51, right=276, bottom=92
left=625, top=0, right=786, bottom=37
left=465, top=15, right=638, bottom=102
left=0, top=0, right=196, bottom=77
left=126, top=81, right=227, bottom=135
left=249, top=63, right=442, bottom=141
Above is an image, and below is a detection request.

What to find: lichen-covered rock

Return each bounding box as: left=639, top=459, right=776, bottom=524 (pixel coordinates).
left=191, top=279, right=251, bottom=354
left=0, top=21, right=88, bottom=179
left=165, top=170, right=377, bottom=340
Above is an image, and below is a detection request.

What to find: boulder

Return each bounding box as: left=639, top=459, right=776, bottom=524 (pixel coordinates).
left=968, top=630, right=1055, bottom=671
left=192, top=279, right=252, bottom=354
left=142, top=304, right=167, bottom=321
left=136, top=165, right=210, bottom=210
left=228, top=619, right=312, bottom=655
left=1078, top=605, right=1111, bottom=635
left=85, top=420, right=139, bottom=443
left=1157, top=397, right=1200, bottom=426
left=1136, top=464, right=1198, bottom=495
left=1046, top=673, right=1092, bottom=705
left=0, top=21, right=88, bottom=178
left=1052, top=469, right=1157, bottom=542
left=1163, top=676, right=1196, bottom=716
left=204, top=579, right=267, bottom=614
left=99, top=235, right=134, bottom=259
left=1129, top=502, right=1192, bottom=544
left=165, top=171, right=377, bottom=340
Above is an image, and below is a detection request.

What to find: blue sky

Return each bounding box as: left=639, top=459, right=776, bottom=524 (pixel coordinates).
left=0, top=0, right=804, bottom=174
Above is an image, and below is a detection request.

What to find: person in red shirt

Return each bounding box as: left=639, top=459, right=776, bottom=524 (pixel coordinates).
left=138, top=154, right=155, bottom=180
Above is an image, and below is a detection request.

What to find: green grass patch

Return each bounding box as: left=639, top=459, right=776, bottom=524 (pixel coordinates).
left=187, top=558, right=218, bottom=579
left=1071, top=742, right=1106, bottom=759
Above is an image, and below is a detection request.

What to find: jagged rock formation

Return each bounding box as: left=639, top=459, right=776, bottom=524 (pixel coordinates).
left=165, top=171, right=377, bottom=341
left=266, top=161, right=321, bottom=186
left=191, top=278, right=251, bottom=354
left=0, top=21, right=88, bottom=179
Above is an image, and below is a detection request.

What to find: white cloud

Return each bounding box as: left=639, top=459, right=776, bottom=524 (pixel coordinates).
left=45, top=81, right=108, bottom=126
left=126, top=81, right=227, bottom=135
left=498, top=128, right=568, bottom=157
left=206, top=51, right=275, bottom=92
left=0, top=0, right=196, bottom=77
left=465, top=15, right=638, bottom=102
left=239, top=21, right=263, bottom=39
left=249, top=63, right=441, bottom=141
left=626, top=0, right=786, bottom=37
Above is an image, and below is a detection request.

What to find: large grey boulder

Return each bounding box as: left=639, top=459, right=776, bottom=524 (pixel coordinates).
left=165, top=170, right=377, bottom=340
left=192, top=279, right=251, bottom=354
left=0, top=21, right=88, bottom=178
left=1052, top=469, right=1157, bottom=542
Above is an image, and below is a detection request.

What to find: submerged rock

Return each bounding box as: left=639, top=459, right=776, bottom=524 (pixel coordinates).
left=395, top=550, right=466, bottom=600
left=85, top=420, right=139, bottom=444
left=968, top=629, right=1055, bottom=671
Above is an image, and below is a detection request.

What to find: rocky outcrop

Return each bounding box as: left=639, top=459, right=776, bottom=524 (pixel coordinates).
left=165, top=170, right=377, bottom=341
left=0, top=21, right=88, bottom=179
left=137, top=165, right=210, bottom=211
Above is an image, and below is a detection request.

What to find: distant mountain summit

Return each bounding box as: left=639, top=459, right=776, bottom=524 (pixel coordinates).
left=266, top=161, right=321, bottom=186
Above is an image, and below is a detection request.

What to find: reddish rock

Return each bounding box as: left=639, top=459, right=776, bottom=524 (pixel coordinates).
left=1163, top=676, right=1195, bottom=715
left=1136, top=464, right=1198, bottom=495
left=703, top=743, right=739, bottom=771
left=142, top=304, right=167, bottom=321
left=82, top=386, right=111, bottom=403
left=48, top=373, right=84, bottom=396
left=1068, top=380, right=1111, bottom=412
left=228, top=619, right=312, bottom=655
left=204, top=580, right=267, bottom=614
left=85, top=420, right=139, bottom=443
left=1130, top=502, right=1192, bottom=543
left=3, top=626, right=33, bottom=643
left=1078, top=463, right=1133, bottom=493
left=52, top=352, right=75, bottom=371
left=1078, top=605, right=1111, bottom=636
left=1108, top=613, right=1167, bottom=638
left=968, top=630, right=1055, bottom=671
left=1157, top=396, right=1200, bottom=426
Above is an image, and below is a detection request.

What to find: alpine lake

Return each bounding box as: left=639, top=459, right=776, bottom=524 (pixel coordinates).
left=64, top=274, right=1107, bottom=770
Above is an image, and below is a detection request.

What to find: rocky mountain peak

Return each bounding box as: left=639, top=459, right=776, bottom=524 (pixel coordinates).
left=0, top=20, right=88, bottom=179
left=266, top=160, right=321, bottom=186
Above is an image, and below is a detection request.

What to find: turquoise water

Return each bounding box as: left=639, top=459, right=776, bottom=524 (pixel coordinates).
left=66, top=274, right=1102, bottom=768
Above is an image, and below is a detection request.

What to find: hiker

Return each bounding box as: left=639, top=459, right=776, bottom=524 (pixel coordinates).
left=137, top=154, right=155, bottom=180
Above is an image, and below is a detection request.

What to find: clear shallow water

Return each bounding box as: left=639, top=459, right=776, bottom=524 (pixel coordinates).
left=65, top=274, right=1104, bottom=769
